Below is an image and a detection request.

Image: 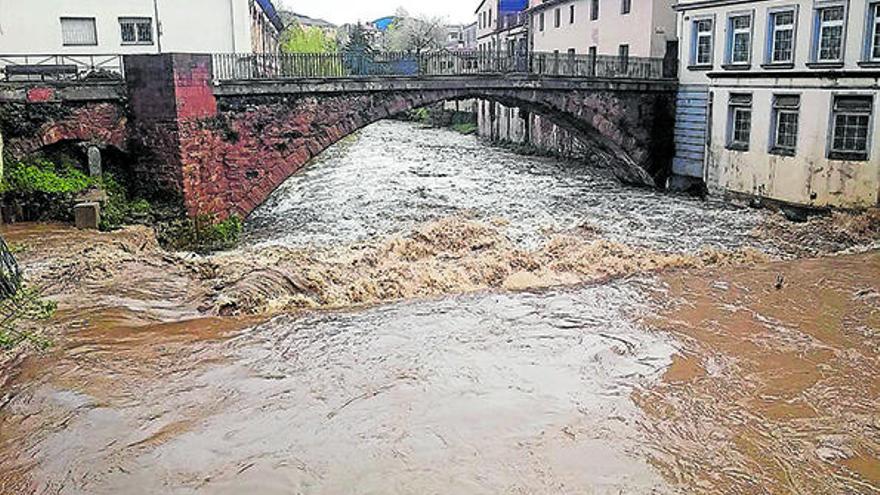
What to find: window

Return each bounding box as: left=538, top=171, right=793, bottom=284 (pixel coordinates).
left=61, top=17, right=97, bottom=46
left=539, top=12, right=545, bottom=31
left=830, top=95, right=873, bottom=160
left=727, top=14, right=752, bottom=65
left=727, top=93, right=752, bottom=150
left=814, top=5, right=845, bottom=62
left=119, top=17, right=153, bottom=45
left=871, top=3, right=880, bottom=60
left=591, top=0, right=599, bottom=21
left=570, top=5, right=576, bottom=24
left=489, top=9, right=493, bottom=27
left=622, top=0, right=632, bottom=15
left=771, top=95, right=800, bottom=155
left=692, top=18, right=714, bottom=66
left=768, top=9, right=796, bottom=64
left=555, top=8, right=561, bottom=28
left=588, top=46, right=597, bottom=76
left=619, top=44, right=630, bottom=73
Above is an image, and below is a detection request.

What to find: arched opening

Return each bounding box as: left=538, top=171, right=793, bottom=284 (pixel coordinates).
left=186, top=85, right=674, bottom=219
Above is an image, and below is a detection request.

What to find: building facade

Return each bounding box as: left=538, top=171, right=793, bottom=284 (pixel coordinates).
left=530, top=0, right=676, bottom=57
left=445, top=23, right=479, bottom=50
left=676, top=0, right=880, bottom=207
left=476, top=0, right=530, bottom=54
left=477, top=0, right=677, bottom=175
left=0, top=0, right=282, bottom=55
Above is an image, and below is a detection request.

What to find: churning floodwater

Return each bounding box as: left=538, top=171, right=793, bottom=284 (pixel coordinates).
left=246, top=120, right=768, bottom=253
left=1, top=120, right=807, bottom=494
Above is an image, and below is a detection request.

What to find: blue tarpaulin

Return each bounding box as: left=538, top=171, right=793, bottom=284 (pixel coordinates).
left=499, top=0, right=528, bottom=13
left=255, top=0, right=285, bottom=31
left=371, top=16, right=397, bottom=32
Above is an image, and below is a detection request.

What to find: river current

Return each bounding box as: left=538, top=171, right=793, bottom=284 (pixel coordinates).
left=5, top=120, right=864, bottom=494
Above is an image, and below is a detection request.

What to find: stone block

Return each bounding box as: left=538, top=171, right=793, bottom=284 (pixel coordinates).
left=74, top=202, right=101, bottom=230
left=87, top=146, right=102, bottom=176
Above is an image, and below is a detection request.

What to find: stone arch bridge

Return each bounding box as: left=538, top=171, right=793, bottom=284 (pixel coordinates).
left=0, top=53, right=676, bottom=218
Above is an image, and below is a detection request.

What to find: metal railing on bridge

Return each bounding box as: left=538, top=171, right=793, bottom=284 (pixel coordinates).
left=0, top=54, right=124, bottom=81
left=212, top=51, right=672, bottom=82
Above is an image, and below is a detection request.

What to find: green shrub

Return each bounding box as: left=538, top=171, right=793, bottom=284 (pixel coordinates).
left=157, top=214, right=243, bottom=253
left=98, top=174, right=154, bottom=231
left=0, top=286, right=55, bottom=350
left=0, top=158, right=93, bottom=195
left=452, top=122, right=478, bottom=135
left=0, top=159, right=97, bottom=221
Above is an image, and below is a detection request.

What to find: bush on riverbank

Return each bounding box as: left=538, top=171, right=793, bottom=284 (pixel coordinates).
left=157, top=214, right=243, bottom=254
left=98, top=174, right=155, bottom=231
left=0, top=156, right=156, bottom=230
left=0, top=285, right=55, bottom=350
left=0, top=157, right=96, bottom=221
left=451, top=122, right=478, bottom=135
left=405, top=104, right=477, bottom=135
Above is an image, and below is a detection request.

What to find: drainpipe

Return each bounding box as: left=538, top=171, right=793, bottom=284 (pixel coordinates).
left=152, top=0, right=162, bottom=53
left=229, top=0, right=238, bottom=53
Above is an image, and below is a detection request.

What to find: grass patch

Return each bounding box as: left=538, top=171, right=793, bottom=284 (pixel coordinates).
left=451, top=122, right=478, bottom=135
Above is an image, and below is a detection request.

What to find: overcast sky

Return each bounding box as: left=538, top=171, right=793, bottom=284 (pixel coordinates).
left=276, top=0, right=477, bottom=25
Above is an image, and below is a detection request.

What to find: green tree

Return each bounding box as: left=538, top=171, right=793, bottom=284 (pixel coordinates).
left=280, top=22, right=337, bottom=53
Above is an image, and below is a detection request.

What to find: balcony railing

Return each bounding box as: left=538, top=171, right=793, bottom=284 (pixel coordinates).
left=0, top=54, right=124, bottom=81
left=213, top=51, right=673, bottom=82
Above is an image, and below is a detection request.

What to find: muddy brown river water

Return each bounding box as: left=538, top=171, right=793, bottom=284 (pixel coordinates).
left=0, top=121, right=878, bottom=494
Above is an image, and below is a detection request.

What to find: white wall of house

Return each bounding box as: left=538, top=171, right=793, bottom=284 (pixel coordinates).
left=707, top=85, right=879, bottom=208
left=0, top=0, right=270, bottom=55
left=530, top=0, right=676, bottom=56
left=676, top=0, right=880, bottom=207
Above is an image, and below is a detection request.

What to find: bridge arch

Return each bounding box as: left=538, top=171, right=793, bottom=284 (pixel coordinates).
left=116, top=54, right=676, bottom=219
left=176, top=83, right=673, bottom=218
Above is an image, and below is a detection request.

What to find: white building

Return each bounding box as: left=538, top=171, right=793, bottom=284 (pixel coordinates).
left=675, top=0, right=880, bottom=208
left=0, top=0, right=283, bottom=56
left=476, top=0, right=530, bottom=54
left=477, top=0, right=677, bottom=171
left=530, top=0, right=676, bottom=57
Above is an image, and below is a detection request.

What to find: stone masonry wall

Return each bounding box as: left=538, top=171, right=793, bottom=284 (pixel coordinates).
left=0, top=96, right=127, bottom=161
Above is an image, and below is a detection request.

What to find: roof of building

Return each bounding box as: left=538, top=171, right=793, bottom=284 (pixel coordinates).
left=290, top=12, right=336, bottom=28
left=256, top=0, right=285, bottom=31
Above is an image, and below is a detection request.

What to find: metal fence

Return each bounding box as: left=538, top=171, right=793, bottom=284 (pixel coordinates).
left=213, top=51, right=672, bottom=82
left=0, top=54, right=124, bottom=81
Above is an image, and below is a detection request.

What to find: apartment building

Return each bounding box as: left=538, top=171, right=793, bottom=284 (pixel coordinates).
left=0, top=0, right=283, bottom=55
left=477, top=0, right=677, bottom=172
left=476, top=0, right=530, bottom=54
left=675, top=0, right=880, bottom=207
left=530, top=0, right=676, bottom=57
